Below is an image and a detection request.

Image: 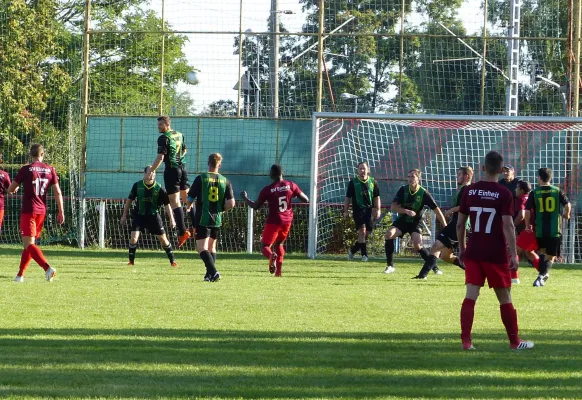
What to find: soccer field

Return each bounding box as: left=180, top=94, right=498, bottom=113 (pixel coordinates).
left=0, top=245, right=581, bottom=399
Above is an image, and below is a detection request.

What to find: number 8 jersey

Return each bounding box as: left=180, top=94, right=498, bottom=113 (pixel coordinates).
left=14, top=161, right=58, bottom=215
left=188, top=172, right=234, bottom=228
left=459, top=181, right=514, bottom=264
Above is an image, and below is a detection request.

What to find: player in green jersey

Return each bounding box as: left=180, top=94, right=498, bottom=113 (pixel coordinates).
left=383, top=169, right=447, bottom=274
left=121, top=166, right=177, bottom=267
left=186, top=153, right=235, bottom=282
left=147, top=116, right=191, bottom=248
left=524, top=168, right=570, bottom=287
left=343, top=162, right=381, bottom=262
left=412, top=166, right=473, bottom=279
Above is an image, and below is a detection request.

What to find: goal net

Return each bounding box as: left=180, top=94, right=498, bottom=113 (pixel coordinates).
left=308, top=113, right=582, bottom=263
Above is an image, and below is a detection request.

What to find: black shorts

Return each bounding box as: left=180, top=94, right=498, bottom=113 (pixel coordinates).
left=131, top=213, right=165, bottom=236
left=390, top=218, right=423, bottom=237
left=536, top=236, right=561, bottom=257
left=195, top=226, right=220, bottom=240
left=436, top=223, right=457, bottom=249
left=164, top=164, right=189, bottom=195
left=353, top=208, right=373, bottom=232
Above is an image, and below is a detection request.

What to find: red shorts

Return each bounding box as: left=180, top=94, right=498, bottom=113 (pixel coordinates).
left=261, top=223, right=291, bottom=246
left=464, top=258, right=511, bottom=288
left=516, top=229, right=538, bottom=252
left=20, top=213, right=46, bottom=239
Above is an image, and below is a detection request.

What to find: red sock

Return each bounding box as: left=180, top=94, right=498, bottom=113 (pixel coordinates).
left=261, top=245, right=273, bottom=260
left=460, top=298, right=476, bottom=344
left=27, top=244, right=49, bottom=270
left=511, top=269, right=519, bottom=279
left=275, top=245, right=285, bottom=276
left=18, top=248, right=32, bottom=277
left=500, top=303, right=520, bottom=346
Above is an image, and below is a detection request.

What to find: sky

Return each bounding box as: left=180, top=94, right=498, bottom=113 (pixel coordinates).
left=150, top=0, right=488, bottom=111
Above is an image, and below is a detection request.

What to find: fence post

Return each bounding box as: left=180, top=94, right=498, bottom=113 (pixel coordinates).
left=247, top=206, right=254, bottom=254
left=98, top=200, right=106, bottom=249
left=79, top=197, right=86, bottom=249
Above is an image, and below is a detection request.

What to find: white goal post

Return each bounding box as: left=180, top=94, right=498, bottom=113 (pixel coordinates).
left=308, top=113, right=582, bottom=262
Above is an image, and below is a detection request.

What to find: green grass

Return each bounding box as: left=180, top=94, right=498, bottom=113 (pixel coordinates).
left=0, top=245, right=581, bottom=399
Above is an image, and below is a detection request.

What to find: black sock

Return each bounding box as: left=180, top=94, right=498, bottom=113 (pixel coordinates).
left=129, top=243, right=137, bottom=263
left=173, top=207, right=187, bottom=236
left=543, top=259, right=553, bottom=275
left=538, top=254, right=547, bottom=275
left=452, top=257, right=465, bottom=270
left=419, top=255, right=438, bottom=277
left=418, top=248, right=430, bottom=261
left=199, top=250, right=216, bottom=276
left=211, top=252, right=216, bottom=263
left=360, top=243, right=368, bottom=257
left=350, top=242, right=361, bottom=254
left=163, top=244, right=175, bottom=264
left=385, top=239, right=394, bottom=266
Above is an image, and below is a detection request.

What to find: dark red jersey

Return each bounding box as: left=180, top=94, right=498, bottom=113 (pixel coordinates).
left=0, top=170, right=11, bottom=210
left=256, top=180, right=303, bottom=225
left=459, top=181, right=514, bottom=264
left=14, top=161, right=58, bottom=214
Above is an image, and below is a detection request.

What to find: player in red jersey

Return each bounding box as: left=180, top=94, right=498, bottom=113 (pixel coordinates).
left=0, top=152, right=12, bottom=233
left=457, top=151, right=533, bottom=350
left=7, top=144, right=64, bottom=283
left=512, top=180, right=540, bottom=283
left=241, top=164, right=309, bottom=276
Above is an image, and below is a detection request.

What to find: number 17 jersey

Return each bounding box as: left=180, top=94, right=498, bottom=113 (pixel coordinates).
left=256, top=180, right=303, bottom=225
left=459, top=181, right=514, bottom=264
left=14, top=161, right=59, bottom=215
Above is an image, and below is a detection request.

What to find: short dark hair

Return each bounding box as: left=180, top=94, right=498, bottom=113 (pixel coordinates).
left=144, top=165, right=152, bottom=173
left=484, top=151, right=503, bottom=174
left=30, top=144, right=44, bottom=158
left=270, top=164, right=283, bottom=179
left=357, top=161, right=369, bottom=168
left=157, top=116, right=171, bottom=125
left=208, top=153, right=223, bottom=168
left=517, top=180, right=531, bottom=193
left=538, top=168, right=552, bottom=183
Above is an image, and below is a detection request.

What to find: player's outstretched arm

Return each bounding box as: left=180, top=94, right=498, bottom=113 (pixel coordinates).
left=148, top=154, right=164, bottom=176
left=391, top=201, right=415, bottom=217
left=434, top=207, right=447, bottom=227
left=52, top=183, right=65, bottom=225
left=298, top=192, right=309, bottom=203
left=240, top=191, right=259, bottom=210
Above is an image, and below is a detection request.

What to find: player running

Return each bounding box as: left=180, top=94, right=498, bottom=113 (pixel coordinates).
left=524, top=168, right=571, bottom=287
left=343, top=162, right=381, bottom=262
left=383, top=169, right=447, bottom=274
left=412, top=166, right=473, bottom=280
left=147, top=116, right=191, bottom=248
left=457, top=151, right=533, bottom=350
left=7, top=144, right=64, bottom=282
left=186, top=153, right=235, bottom=282
left=120, top=166, right=177, bottom=267
left=241, top=164, right=309, bottom=276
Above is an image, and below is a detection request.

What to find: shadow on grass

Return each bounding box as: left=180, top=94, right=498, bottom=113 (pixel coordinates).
left=0, top=329, right=580, bottom=399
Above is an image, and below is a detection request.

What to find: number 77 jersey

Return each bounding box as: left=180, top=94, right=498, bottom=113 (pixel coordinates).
left=14, top=161, right=59, bottom=215
left=256, top=180, right=304, bottom=225
left=459, top=181, right=514, bottom=264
